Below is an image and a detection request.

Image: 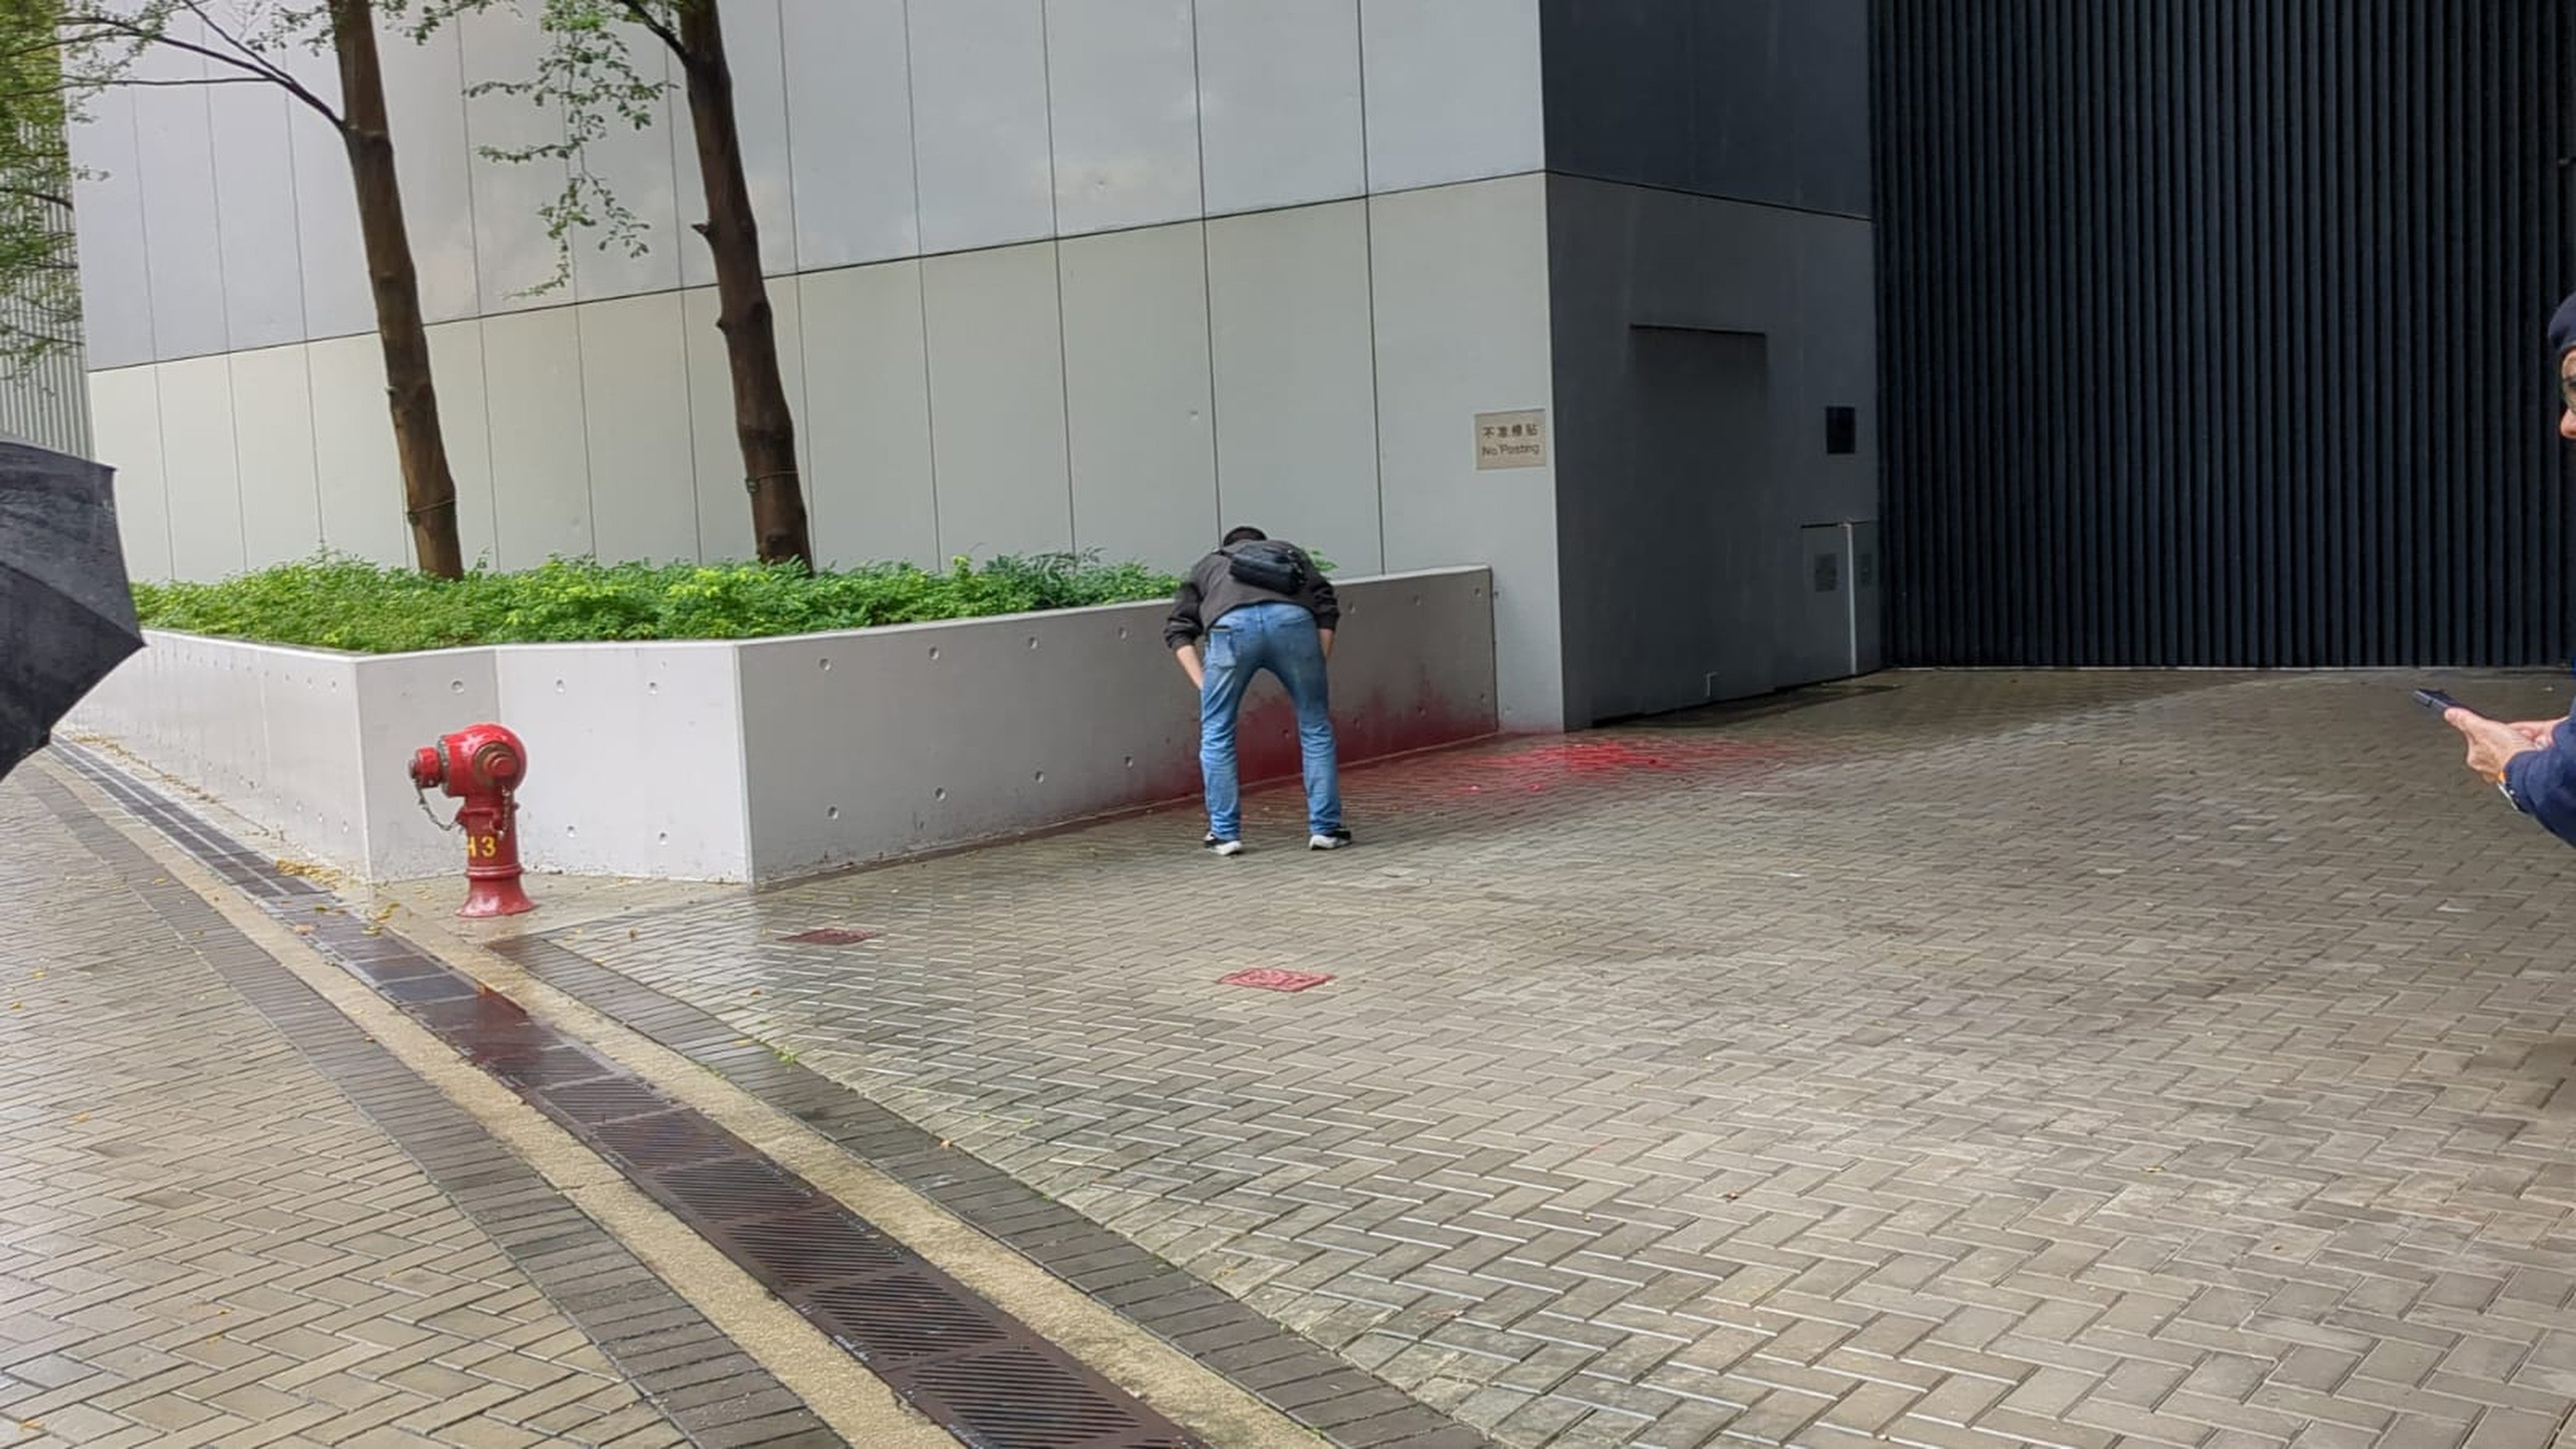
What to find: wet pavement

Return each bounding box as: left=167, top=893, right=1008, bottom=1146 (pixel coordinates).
left=503, top=669, right=2576, bottom=1449
left=27, top=667, right=2576, bottom=1449
left=13, top=746, right=1396, bottom=1449
left=0, top=774, right=731, bottom=1449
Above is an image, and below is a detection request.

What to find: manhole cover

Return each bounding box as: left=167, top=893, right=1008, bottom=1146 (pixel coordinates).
left=1219, top=968, right=1332, bottom=993
left=783, top=927, right=878, bottom=946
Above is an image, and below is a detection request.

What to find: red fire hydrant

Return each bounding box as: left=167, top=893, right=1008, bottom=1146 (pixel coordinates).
left=409, top=722, right=535, bottom=919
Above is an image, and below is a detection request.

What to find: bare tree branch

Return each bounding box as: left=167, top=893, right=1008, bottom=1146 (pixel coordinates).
left=610, top=0, right=687, bottom=62
left=61, top=9, right=342, bottom=123
left=108, top=73, right=270, bottom=86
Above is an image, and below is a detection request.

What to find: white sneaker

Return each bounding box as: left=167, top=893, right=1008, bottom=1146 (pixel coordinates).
left=1203, top=833, right=1245, bottom=857
left=1308, top=829, right=1353, bottom=851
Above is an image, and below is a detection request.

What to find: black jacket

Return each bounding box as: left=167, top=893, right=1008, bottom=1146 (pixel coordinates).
left=1162, top=544, right=1339, bottom=651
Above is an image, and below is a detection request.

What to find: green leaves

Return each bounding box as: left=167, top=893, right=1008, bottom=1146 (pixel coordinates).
left=0, top=0, right=85, bottom=378
left=130, top=551, right=1186, bottom=653
left=442, top=0, right=676, bottom=295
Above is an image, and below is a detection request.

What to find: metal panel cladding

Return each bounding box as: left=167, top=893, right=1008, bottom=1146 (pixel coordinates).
left=1873, top=1, right=2576, bottom=667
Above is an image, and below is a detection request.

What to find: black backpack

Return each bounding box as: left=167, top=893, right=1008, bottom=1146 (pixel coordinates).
left=1225, top=539, right=1307, bottom=595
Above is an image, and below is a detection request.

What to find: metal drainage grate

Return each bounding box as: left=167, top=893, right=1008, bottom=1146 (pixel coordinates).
left=468, top=1039, right=608, bottom=1092
left=586, top=1111, right=745, bottom=1172
left=57, top=743, right=1218, bottom=1449
left=1218, top=968, right=1333, bottom=993
left=714, top=1209, right=907, bottom=1288
left=534, top=1075, right=677, bottom=1123
left=783, top=927, right=879, bottom=946
left=652, top=1158, right=820, bottom=1221
left=805, top=1274, right=1012, bottom=1364
left=372, top=970, right=482, bottom=1004
left=910, top=1348, right=1196, bottom=1449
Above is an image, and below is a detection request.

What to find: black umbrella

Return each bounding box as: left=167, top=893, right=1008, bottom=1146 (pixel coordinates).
left=0, top=437, right=143, bottom=783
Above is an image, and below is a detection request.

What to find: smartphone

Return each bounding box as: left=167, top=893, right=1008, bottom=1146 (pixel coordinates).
left=2415, top=688, right=2486, bottom=718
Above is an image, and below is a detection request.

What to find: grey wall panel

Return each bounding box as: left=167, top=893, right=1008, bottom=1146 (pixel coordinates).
left=157, top=356, right=247, bottom=581
left=482, top=308, right=596, bottom=566
left=1876, top=0, right=2576, bottom=668
left=922, top=242, right=1073, bottom=559
left=228, top=345, right=325, bottom=569
left=1539, top=0, right=1869, bottom=217
left=1206, top=201, right=1382, bottom=574
left=572, top=42, right=688, bottom=301
left=908, top=0, right=1056, bottom=254
left=460, top=8, right=570, bottom=313
left=1060, top=222, right=1217, bottom=573
left=1358, top=0, right=1546, bottom=194
left=90, top=368, right=170, bottom=579
left=1195, top=0, right=1366, bottom=215
left=579, top=294, right=700, bottom=564
left=281, top=46, right=373, bottom=342
left=1043, top=0, right=1203, bottom=236
left=779, top=0, right=918, bottom=270
left=307, top=335, right=410, bottom=566
left=1369, top=175, right=1562, bottom=730
left=130, top=21, right=228, bottom=361
left=380, top=23, right=479, bottom=325
left=1545, top=176, right=1877, bottom=725
left=206, top=85, right=308, bottom=353
left=70, top=89, right=154, bottom=371
left=800, top=260, right=939, bottom=569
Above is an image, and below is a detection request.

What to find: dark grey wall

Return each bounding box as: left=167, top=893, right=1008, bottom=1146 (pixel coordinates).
left=1547, top=176, right=1877, bottom=726
left=1877, top=0, right=2576, bottom=668
left=1539, top=0, right=1870, bottom=218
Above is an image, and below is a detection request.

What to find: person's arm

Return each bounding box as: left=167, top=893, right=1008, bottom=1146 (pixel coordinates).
left=2457, top=710, right=2576, bottom=846
left=1302, top=549, right=1338, bottom=661
left=1163, top=572, right=1206, bottom=688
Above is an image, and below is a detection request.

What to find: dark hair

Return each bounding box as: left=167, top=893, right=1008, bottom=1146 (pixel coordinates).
left=1220, top=526, right=1268, bottom=547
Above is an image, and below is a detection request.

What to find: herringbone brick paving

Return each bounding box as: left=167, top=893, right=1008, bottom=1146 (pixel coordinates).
left=0, top=780, right=696, bottom=1449
left=541, top=670, right=2576, bottom=1448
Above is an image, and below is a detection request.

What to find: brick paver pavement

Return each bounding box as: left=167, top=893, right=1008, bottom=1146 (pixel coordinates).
left=0, top=776, right=719, bottom=1449
left=527, top=669, right=2576, bottom=1448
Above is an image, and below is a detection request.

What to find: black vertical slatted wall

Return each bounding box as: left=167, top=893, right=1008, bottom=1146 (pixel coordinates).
left=1873, top=1, right=2576, bottom=668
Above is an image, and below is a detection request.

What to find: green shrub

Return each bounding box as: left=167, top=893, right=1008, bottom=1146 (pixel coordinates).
left=130, top=552, right=1188, bottom=654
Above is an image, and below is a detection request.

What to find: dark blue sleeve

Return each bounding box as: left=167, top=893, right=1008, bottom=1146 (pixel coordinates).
left=2504, top=718, right=2576, bottom=847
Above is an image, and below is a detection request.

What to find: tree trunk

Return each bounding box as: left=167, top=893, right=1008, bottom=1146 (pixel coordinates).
left=674, top=1, right=811, bottom=570
left=329, top=0, right=464, bottom=579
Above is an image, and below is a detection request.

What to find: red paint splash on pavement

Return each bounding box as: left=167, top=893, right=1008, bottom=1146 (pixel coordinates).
left=1440, top=735, right=1801, bottom=795
left=1220, top=968, right=1334, bottom=992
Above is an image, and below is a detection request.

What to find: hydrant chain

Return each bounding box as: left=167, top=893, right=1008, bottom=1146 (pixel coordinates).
left=407, top=724, right=535, bottom=919
left=413, top=780, right=459, bottom=833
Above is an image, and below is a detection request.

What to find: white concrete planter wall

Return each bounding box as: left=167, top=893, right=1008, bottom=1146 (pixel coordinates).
left=70, top=568, right=1497, bottom=885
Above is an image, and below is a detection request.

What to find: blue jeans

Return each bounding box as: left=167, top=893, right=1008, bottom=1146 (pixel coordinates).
left=1200, top=602, right=1342, bottom=839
